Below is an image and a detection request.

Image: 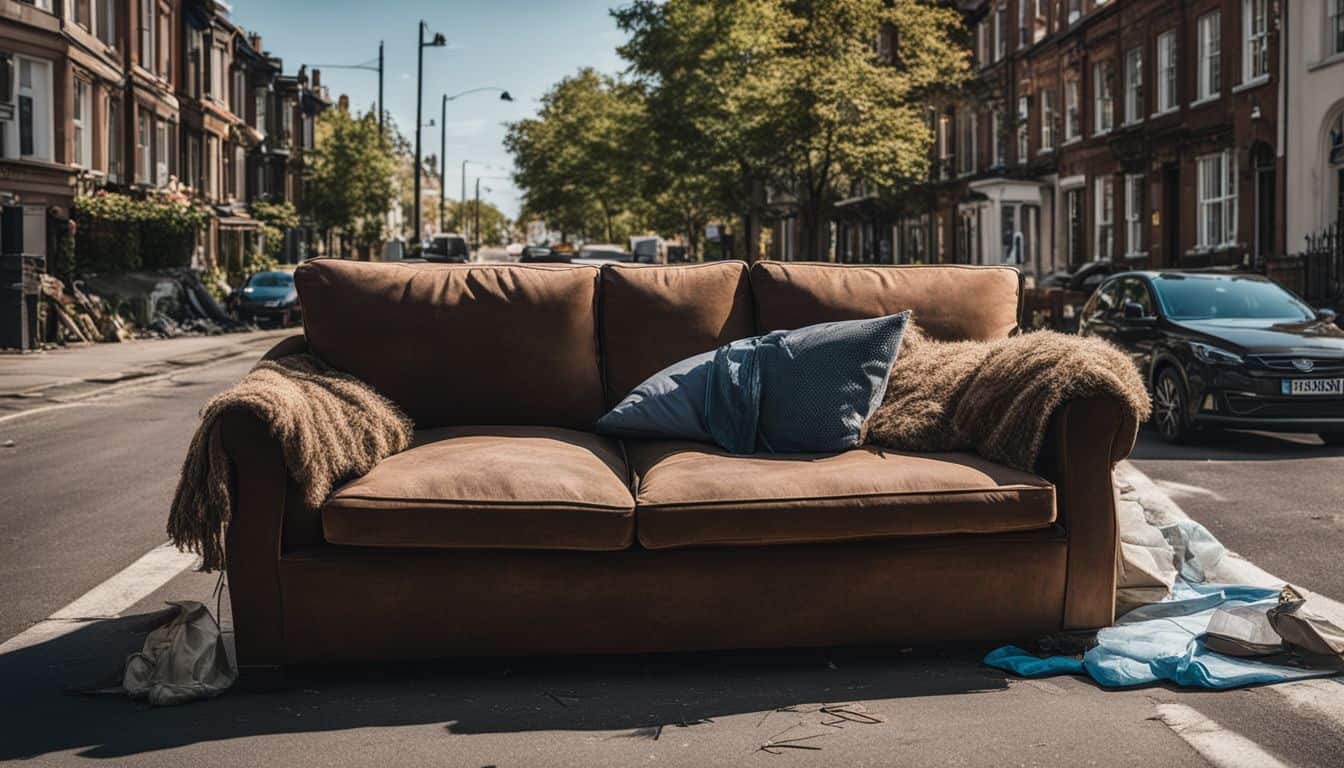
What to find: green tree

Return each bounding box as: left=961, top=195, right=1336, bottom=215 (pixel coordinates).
left=615, top=0, right=968, bottom=260
left=505, top=69, right=647, bottom=244
left=449, top=199, right=514, bottom=247
left=303, top=105, right=396, bottom=253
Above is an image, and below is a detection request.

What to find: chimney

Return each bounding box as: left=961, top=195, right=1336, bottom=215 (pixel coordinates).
left=249, top=33, right=262, bottom=52
left=312, top=69, right=321, bottom=89
left=338, top=94, right=349, bottom=112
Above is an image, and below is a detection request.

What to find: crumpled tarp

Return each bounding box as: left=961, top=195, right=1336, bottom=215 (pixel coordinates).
left=122, top=600, right=236, bottom=706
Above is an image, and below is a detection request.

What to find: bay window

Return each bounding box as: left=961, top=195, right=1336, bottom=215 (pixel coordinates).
left=1197, top=150, right=1238, bottom=249
left=1197, top=11, right=1221, bottom=102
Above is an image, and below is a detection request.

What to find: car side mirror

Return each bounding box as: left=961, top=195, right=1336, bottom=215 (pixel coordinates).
left=1318, top=308, right=1338, bottom=322
left=1122, top=300, right=1149, bottom=321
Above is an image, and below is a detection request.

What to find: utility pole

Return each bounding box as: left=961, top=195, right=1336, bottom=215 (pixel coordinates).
left=378, top=41, right=384, bottom=134
left=461, top=159, right=468, bottom=235
left=474, top=177, right=481, bottom=251
left=440, top=94, right=447, bottom=233
left=413, top=21, right=446, bottom=246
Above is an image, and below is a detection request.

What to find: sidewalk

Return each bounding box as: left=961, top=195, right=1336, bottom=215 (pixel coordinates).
left=0, top=329, right=295, bottom=416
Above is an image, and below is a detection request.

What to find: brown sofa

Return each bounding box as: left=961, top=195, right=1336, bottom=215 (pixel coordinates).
left=222, top=259, right=1137, bottom=675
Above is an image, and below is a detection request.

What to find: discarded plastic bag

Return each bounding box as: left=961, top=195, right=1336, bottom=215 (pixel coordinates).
left=123, top=600, right=236, bottom=706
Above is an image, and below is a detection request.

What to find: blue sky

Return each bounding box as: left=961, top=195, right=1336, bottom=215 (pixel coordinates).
left=229, top=0, right=630, bottom=218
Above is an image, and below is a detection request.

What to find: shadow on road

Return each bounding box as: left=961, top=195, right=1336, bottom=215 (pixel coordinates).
left=1131, top=427, right=1344, bottom=462
left=0, top=610, right=1007, bottom=761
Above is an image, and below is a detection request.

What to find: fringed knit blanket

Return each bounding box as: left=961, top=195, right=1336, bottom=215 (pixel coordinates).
left=866, top=323, right=1151, bottom=472
left=168, top=353, right=413, bottom=571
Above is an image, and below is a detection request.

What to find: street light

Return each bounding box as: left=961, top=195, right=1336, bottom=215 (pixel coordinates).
left=439, top=87, right=513, bottom=232
left=459, top=160, right=505, bottom=235
left=309, top=41, right=385, bottom=133
left=413, top=20, right=448, bottom=244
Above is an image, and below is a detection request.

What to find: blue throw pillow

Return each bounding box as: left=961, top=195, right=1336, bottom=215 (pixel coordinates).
left=597, top=312, right=909, bottom=454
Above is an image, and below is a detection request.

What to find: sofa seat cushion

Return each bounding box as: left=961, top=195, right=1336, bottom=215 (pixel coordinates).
left=626, top=441, right=1055, bottom=549
left=323, top=427, right=635, bottom=551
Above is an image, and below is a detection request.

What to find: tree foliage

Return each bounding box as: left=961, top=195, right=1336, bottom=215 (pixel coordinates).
left=302, top=106, right=397, bottom=250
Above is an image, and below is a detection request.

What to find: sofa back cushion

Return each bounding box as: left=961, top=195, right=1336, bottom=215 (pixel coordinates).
left=600, top=262, right=755, bottom=407
left=296, top=259, right=604, bottom=429
left=750, top=262, right=1021, bottom=341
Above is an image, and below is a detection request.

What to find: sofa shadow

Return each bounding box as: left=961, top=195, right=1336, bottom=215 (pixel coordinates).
left=0, top=610, right=1009, bottom=761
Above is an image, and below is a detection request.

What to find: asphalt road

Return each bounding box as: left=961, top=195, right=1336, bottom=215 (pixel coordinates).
left=2, top=343, right=1344, bottom=766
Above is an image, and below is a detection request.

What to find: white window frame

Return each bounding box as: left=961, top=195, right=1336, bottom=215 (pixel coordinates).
left=1156, top=30, right=1178, bottom=114
left=1242, top=0, right=1269, bottom=83
left=938, top=113, right=952, bottom=179
left=254, top=89, right=267, bottom=134
left=138, top=0, right=155, bottom=74
left=1064, top=78, right=1080, bottom=141
left=106, top=94, right=121, bottom=182
left=959, top=109, right=978, bottom=176
left=155, top=118, right=169, bottom=185
left=1040, top=88, right=1056, bottom=152
left=995, top=4, right=1007, bottom=62
left=7, top=56, right=55, bottom=162
left=210, top=45, right=226, bottom=104
left=136, top=110, right=151, bottom=183
left=1125, top=174, right=1145, bottom=257
left=1124, top=47, right=1143, bottom=125
left=1197, top=150, right=1238, bottom=249
left=72, top=77, right=91, bottom=168
left=1094, top=176, right=1114, bottom=260
left=95, top=0, right=116, bottom=48
left=1093, top=60, right=1114, bottom=135
left=1332, top=0, right=1344, bottom=58
left=1018, top=0, right=1030, bottom=49
left=1033, top=0, right=1047, bottom=43
left=991, top=108, right=1005, bottom=168
left=1196, top=11, right=1221, bottom=103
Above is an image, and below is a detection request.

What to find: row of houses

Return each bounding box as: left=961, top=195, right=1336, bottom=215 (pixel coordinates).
left=769, top=0, right=1344, bottom=283
left=0, top=0, right=329, bottom=270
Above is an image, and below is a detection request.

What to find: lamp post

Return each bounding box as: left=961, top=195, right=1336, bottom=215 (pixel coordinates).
left=439, top=88, right=512, bottom=233
left=413, top=20, right=447, bottom=245
left=309, top=41, right=384, bottom=132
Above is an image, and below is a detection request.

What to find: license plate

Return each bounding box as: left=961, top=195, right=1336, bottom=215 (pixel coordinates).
left=1282, top=378, right=1344, bottom=395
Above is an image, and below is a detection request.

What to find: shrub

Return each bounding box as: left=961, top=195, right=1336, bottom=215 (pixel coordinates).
left=73, top=192, right=207, bottom=275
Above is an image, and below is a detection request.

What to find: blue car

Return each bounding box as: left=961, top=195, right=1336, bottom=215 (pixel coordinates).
left=234, top=270, right=301, bottom=326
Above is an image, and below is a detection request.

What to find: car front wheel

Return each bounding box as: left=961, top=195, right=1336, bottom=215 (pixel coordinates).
left=1152, top=367, right=1191, bottom=444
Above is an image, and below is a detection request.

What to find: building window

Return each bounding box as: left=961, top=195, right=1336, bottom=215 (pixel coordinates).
left=1125, top=174, right=1144, bottom=256
left=157, top=10, right=169, bottom=78
left=155, top=118, right=169, bottom=185
left=8, top=56, right=53, bottom=162
left=95, top=0, right=116, bottom=48
left=71, top=0, right=89, bottom=28
left=230, top=70, right=245, bottom=117
left=1040, top=88, right=1056, bottom=152
left=991, top=108, right=1005, bottom=168
left=1095, top=176, right=1114, bottom=260
left=138, top=0, right=154, bottom=73
left=1243, top=0, right=1269, bottom=81
left=302, top=113, right=314, bottom=149
left=136, top=110, right=151, bottom=183
left=1016, top=95, right=1029, bottom=163
left=1157, top=30, right=1177, bottom=113
left=206, top=134, right=219, bottom=200
left=281, top=97, right=293, bottom=143
left=959, top=109, right=978, bottom=175
left=1034, top=0, right=1047, bottom=42
left=1332, top=0, right=1344, bottom=57
left=1197, top=150, right=1238, bottom=248
left=254, top=89, right=266, bottom=133
left=938, top=113, right=952, bottom=179
left=995, top=4, right=1007, bottom=61
left=1093, top=60, right=1114, bottom=134
left=1066, top=187, right=1084, bottom=265
left=106, top=96, right=121, bottom=182
left=72, top=78, right=90, bottom=167
left=1018, top=0, right=1029, bottom=48
left=211, top=46, right=226, bottom=103
left=188, top=27, right=203, bottom=99
left=1067, top=0, right=1081, bottom=26
left=1064, top=78, right=1080, bottom=141
left=184, top=132, right=200, bottom=190
left=1197, top=11, right=1221, bottom=102
left=1124, top=47, right=1143, bottom=124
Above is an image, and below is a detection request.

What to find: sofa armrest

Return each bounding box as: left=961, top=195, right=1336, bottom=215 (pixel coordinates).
left=261, top=333, right=308, bottom=361
left=219, top=409, right=292, bottom=667
left=1035, top=395, right=1140, bottom=631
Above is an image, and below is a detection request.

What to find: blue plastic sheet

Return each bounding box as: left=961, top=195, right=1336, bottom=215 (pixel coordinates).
left=985, top=582, right=1337, bottom=689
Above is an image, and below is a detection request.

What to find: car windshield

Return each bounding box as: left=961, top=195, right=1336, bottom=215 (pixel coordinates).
left=250, top=273, right=293, bottom=288
left=1152, top=275, right=1314, bottom=321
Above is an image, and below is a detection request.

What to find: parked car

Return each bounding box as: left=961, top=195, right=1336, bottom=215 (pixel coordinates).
left=519, top=246, right=566, bottom=263
left=423, top=234, right=470, bottom=263
left=234, top=270, right=301, bottom=326
left=1079, top=271, right=1344, bottom=444
left=577, top=243, right=632, bottom=263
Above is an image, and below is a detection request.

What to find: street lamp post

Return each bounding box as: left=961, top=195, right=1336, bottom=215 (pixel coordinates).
left=413, top=20, right=447, bottom=245
left=439, top=88, right=512, bottom=233
left=309, top=41, right=385, bottom=131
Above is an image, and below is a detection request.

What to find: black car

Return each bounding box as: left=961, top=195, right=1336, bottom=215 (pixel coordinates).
left=423, top=234, right=470, bottom=263
left=1080, top=271, right=1344, bottom=444
left=233, top=270, right=301, bottom=326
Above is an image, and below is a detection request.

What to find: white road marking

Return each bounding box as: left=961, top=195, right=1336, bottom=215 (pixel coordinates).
left=1153, top=478, right=1228, bottom=502
left=1151, top=704, right=1292, bottom=768
left=1273, top=679, right=1344, bottom=731
left=0, top=542, right=198, bottom=654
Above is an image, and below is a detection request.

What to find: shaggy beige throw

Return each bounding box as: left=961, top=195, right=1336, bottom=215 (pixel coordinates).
left=866, top=323, right=1151, bottom=472
left=169, top=353, right=413, bottom=571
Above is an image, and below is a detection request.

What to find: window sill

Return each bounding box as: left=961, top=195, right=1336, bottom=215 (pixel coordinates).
left=1232, top=75, right=1270, bottom=94
left=1124, top=251, right=1149, bottom=260
left=1038, top=147, right=1055, bottom=156
left=1062, top=137, right=1083, bottom=147
left=1150, top=107, right=1179, bottom=119
left=1120, top=119, right=1144, bottom=129
left=1308, top=51, right=1344, bottom=72
left=1189, top=95, right=1220, bottom=110
left=1093, top=128, right=1113, bottom=138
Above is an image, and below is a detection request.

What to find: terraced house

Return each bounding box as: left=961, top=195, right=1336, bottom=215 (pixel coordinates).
left=0, top=0, right=326, bottom=268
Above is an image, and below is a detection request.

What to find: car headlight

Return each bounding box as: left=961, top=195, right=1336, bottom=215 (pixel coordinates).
left=1189, top=341, right=1243, bottom=365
